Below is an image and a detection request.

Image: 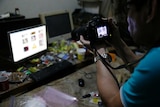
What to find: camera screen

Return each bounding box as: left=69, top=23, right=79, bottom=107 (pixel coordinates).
left=97, top=26, right=108, bottom=38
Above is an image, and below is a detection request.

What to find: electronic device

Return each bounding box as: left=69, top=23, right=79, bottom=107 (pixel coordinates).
left=7, top=24, right=47, bottom=63
left=29, top=60, right=73, bottom=82
left=0, top=18, right=41, bottom=40
left=71, top=16, right=111, bottom=42
left=39, top=10, right=74, bottom=44
left=0, top=18, right=41, bottom=58
left=78, top=78, right=85, bottom=87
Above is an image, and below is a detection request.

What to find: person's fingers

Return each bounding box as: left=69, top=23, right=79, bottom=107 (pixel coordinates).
left=108, top=18, right=118, bottom=30
left=80, top=35, right=90, bottom=45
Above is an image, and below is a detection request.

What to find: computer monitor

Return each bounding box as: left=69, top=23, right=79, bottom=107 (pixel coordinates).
left=39, top=10, right=74, bottom=44
left=0, top=18, right=41, bottom=56
left=7, top=24, right=47, bottom=63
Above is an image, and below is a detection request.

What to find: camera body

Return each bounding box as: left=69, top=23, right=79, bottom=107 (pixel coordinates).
left=72, top=16, right=111, bottom=42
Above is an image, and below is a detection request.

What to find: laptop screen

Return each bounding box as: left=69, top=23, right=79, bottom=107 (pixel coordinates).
left=7, top=24, right=47, bottom=63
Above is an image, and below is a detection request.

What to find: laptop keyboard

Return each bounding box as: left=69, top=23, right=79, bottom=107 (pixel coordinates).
left=29, top=60, right=73, bottom=82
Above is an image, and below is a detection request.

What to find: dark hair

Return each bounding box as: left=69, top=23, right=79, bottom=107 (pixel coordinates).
left=129, top=0, right=160, bottom=11
left=127, top=0, right=148, bottom=10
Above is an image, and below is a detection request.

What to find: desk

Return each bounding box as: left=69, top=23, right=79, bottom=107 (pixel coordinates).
left=0, top=55, right=130, bottom=107
left=0, top=56, right=94, bottom=100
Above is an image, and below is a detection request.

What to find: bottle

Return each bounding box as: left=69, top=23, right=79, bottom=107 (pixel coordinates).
left=15, top=8, right=20, bottom=15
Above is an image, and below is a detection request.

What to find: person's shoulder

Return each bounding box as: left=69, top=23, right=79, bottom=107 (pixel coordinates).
left=145, top=47, right=160, bottom=59
left=149, top=46, right=160, bottom=53
left=137, top=46, right=160, bottom=70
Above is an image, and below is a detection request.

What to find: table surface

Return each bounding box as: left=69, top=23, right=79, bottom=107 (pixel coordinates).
left=0, top=54, right=131, bottom=107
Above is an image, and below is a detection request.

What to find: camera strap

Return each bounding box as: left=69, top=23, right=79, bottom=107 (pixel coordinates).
left=96, top=49, right=145, bottom=70
left=95, top=50, right=120, bottom=88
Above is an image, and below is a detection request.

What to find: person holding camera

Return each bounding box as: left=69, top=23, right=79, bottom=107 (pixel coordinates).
left=80, top=0, right=160, bottom=106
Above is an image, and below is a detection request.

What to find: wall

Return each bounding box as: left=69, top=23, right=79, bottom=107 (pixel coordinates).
left=0, top=0, right=80, bottom=18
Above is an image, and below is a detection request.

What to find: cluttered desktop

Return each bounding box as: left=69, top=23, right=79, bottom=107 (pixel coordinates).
left=0, top=10, right=95, bottom=101
left=0, top=10, right=134, bottom=107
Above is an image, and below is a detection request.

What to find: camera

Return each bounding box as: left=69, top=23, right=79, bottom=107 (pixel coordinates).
left=71, top=16, right=111, bottom=43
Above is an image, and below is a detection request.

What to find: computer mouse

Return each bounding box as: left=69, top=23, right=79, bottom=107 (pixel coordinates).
left=78, top=78, right=85, bottom=87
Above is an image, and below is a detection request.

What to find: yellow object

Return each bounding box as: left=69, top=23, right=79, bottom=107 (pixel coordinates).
left=17, top=66, right=24, bottom=72
left=108, top=53, right=116, bottom=62
left=28, top=67, right=38, bottom=73
left=30, top=58, right=40, bottom=63
left=77, top=54, right=85, bottom=61
left=90, top=97, right=102, bottom=104
left=77, top=48, right=86, bottom=61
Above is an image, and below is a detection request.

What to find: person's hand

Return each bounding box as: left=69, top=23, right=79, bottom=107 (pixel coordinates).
left=80, top=35, right=107, bottom=54
left=106, top=18, right=122, bottom=47
left=79, top=35, right=91, bottom=49
left=80, top=35, right=90, bottom=46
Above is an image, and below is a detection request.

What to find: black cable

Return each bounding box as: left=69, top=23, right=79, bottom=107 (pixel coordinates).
left=92, top=40, right=145, bottom=70
left=95, top=50, right=144, bottom=88
left=91, top=40, right=146, bottom=88
left=100, top=55, right=141, bottom=70
left=96, top=50, right=120, bottom=88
